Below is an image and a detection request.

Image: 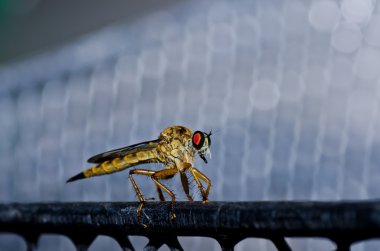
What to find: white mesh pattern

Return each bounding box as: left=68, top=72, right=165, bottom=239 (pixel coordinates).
left=1, top=0, right=380, bottom=250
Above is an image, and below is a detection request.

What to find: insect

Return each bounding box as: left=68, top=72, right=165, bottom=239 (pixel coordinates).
left=67, top=125, right=212, bottom=223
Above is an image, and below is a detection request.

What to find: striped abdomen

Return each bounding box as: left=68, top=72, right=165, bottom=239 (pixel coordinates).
left=66, top=149, right=160, bottom=183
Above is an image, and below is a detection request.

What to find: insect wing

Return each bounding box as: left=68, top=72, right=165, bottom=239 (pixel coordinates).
left=87, top=139, right=160, bottom=164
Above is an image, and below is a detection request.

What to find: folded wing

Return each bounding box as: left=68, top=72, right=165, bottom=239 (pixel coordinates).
left=87, top=139, right=160, bottom=164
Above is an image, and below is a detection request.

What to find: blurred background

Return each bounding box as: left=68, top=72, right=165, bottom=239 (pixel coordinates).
left=1, top=0, right=380, bottom=250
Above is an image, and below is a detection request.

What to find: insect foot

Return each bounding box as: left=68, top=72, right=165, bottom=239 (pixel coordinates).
left=136, top=202, right=148, bottom=228
left=170, top=212, right=177, bottom=220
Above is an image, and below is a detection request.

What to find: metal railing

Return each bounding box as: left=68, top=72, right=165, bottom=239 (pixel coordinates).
left=1, top=201, right=380, bottom=251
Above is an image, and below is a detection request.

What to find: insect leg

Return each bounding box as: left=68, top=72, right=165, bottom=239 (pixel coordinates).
left=180, top=172, right=193, bottom=202
left=191, top=168, right=211, bottom=199
left=156, top=185, right=165, bottom=202
left=188, top=166, right=211, bottom=202
left=152, top=168, right=178, bottom=220
left=129, top=169, right=155, bottom=226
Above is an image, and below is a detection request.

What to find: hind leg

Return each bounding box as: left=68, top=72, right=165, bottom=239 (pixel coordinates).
left=129, top=169, right=155, bottom=227
left=151, top=168, right=178, bottom=219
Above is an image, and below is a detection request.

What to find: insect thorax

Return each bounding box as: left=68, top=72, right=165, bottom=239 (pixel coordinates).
left=157, top=126, right=196, bottom=167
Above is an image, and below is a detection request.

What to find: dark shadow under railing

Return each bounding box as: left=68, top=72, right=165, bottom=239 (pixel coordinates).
left=1, top=201, right=380, bottom=250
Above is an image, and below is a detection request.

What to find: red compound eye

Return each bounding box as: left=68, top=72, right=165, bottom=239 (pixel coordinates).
left=193, top=133, right=201, bottom=145
left=192, top=131, right=205, bottom=150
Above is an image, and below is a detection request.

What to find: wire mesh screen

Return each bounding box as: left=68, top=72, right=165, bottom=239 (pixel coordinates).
left=1, top=0, right=380, bottom=250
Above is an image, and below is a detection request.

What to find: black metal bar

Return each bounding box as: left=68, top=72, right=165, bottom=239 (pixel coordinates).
left=143, top=236, right=183, bottom=251
left=270, top=237, right=291, bottom=251
left=1, top=201, right=380, bottom=250
left=334, top=238, right=352, bottom=251
left=113, top=234, right=134, bottom=251
left=216, top=237, right=240, bottom=251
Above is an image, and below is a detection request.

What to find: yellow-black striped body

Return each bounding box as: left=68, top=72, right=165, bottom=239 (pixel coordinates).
left=83, top=149, right=160, bottom=177
left=67, top=126, right=196, bottom=182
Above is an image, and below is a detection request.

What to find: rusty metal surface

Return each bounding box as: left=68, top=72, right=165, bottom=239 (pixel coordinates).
left=1, top=201, right=380, bottom=250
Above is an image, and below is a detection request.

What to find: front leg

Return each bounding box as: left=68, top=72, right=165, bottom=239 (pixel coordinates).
left=188, top=166, right=211, bottom=202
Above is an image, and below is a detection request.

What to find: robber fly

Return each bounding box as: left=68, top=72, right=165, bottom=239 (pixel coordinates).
left=67, top=125, right=212, bottom=223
